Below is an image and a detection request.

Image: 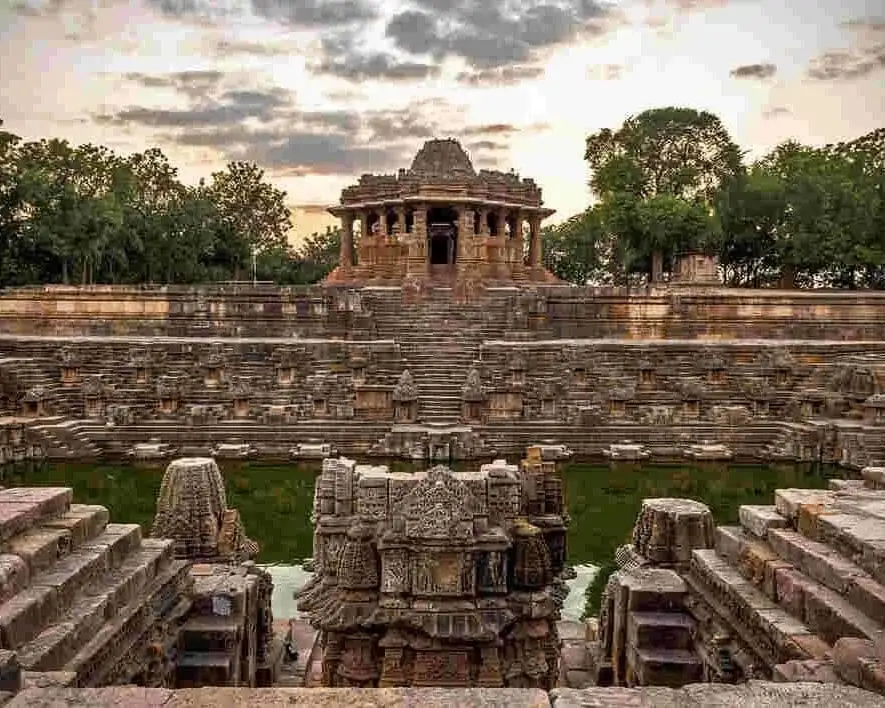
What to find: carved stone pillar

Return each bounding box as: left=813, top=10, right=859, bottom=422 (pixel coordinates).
left=408, top=202, right=428, bottom=277
left=379, top=209, right=388, bottom=237
left=512, top=209, right=524, bottom=270
left=479, top=208, right=490, bottom=237
left=340, top=212, right=354, bottom=268
left=528, top=214, right=542, bottom=268
left=394, top=206, right=405, bottom=239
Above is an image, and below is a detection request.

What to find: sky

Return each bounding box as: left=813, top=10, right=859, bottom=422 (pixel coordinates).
left=1, top=0, right=884, bottom=245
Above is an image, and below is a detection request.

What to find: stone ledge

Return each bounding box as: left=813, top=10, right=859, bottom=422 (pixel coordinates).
left=6, top=683, right=885, bottom=708
left=551, top=681, right=884, bottom=707
left=6, top=687, right=552, bottom=707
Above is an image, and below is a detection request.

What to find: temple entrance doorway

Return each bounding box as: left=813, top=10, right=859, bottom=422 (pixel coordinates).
left=427, top=206, right=458, bottom=266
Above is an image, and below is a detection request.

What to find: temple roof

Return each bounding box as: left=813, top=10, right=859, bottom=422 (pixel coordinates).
left=409, top=139, right=476, bottom=178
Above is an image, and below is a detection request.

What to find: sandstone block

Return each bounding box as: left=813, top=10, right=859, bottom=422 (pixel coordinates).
left=739, top=505, right=789, bottom=539
left=41, top=505, right=109, bottom=548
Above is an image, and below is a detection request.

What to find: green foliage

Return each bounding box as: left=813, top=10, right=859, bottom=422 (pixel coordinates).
left=584, top=107, right=742, bottom=282
left=581, top=107, right=885, bottom=288
left=0, top=120, right=317, bottom=287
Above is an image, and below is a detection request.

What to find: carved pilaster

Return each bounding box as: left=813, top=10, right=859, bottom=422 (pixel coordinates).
left=408, top=202, right=428, bottom=277
left=340, top=212, right=354, bottom=268
left=528, top=213, right=542, bottom=268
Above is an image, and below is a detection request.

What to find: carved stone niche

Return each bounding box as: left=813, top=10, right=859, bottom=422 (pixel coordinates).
left=680, top=380, right=705, bottom=419
left=759, top=347, right=796, bottom=388
left=309, top=376, right=330, bottom=418
left=862, top=394, right=885, bottom=425
left=638, top=357, right=655, bottom=386
left=21, top=385, right=48, bottom=417
left=273, top=345, right=306, bottom=387
left=538, top=382, right=558, bottom=419
left=229, top=377, right=252, bottom=419
left=129, top=347, right=152, bottom=385
left=508, top=352, right=527, bottom=386
left=741, top=378, right=771, bottom=417
left=201, top=345, right=226, bottom=388
left=58, top=346, right=81, bottom=386
left=156, top=376, right=181, bottom=416
left=462, top=366, right=486, bottom=423
left=81, top=375, right=108, bottom=419
left=609, top=386, right=634, bottom=418
left=349, top=353, right=369, bottom=385
left=702, top=350, right=727, bottom=384
left=392, top=370, right=418, bottom=423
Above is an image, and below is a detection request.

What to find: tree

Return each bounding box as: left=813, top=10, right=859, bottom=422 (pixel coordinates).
left=585, top=107, right=743, bottom=281
left=541, top=207, right=608, bottom=285
left=204, top=162, right=292, bottom=279
left=289, top=227, right=341, bottom=284
left=0, top=120, right=23, bottom=287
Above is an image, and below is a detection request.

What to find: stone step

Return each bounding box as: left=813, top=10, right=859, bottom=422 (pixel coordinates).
left=688, top=548, right=820, bottom=665
left=0, top=488, right=73, bottom=544
left=4, top=505, right=110, bottom=577
left=627, top=612, right=694, bottom=651
left=715, top=525, right=883, bottom=647
left=628, top=647, right=702, bottom=687
left=739, top=505, right=790, bottom=539
left=0, top=524, right=142, bottom=651
left=179, top=615, right=243, bottom=653
left=14, top=539, right=173, bottom=672
left=63, top=553, right=189, bottom=686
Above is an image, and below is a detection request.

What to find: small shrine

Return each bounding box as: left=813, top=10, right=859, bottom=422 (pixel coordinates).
left=324, top=138, right=559, bottom=285
left=297, top=458, right=569, bottom=688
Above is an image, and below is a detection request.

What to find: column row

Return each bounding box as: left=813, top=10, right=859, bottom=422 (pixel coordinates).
left=337, top=205, right=543, bottom=268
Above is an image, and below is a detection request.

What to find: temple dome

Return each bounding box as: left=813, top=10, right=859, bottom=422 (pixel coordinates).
left=409, top=138, right=475, bottom=177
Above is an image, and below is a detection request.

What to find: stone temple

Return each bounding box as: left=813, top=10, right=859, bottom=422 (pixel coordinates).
left=325, top=138, right=559, bottom=285
left=1, top=135, right=885, bottom=705
left=297, top=457, right=568, bottom=689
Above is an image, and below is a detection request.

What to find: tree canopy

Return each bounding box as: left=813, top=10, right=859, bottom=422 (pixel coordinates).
left=543, top=108, right=885, bottom=289
left=0, top=119, right=337, bottom=287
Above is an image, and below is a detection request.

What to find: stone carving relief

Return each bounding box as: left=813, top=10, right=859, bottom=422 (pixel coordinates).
left=298, top=459, right=566, bottom=689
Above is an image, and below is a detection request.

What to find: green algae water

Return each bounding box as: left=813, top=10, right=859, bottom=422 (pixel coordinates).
left=0, top=460, right=842, bottom=619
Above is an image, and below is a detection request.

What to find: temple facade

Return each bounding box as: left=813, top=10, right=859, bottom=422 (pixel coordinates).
left=297, top=458, right=568, bottom=688
left=324, top=138, right=559, bottom=285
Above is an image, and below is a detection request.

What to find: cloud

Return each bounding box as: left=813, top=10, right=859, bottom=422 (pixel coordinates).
left=587, top=63, right=624, bottom=79
left=384, top=0, right=618, bottom=70
left=730, top=63, right=777, bottom=79
left=144, top=0, right=377, bottom=26
left=762, top=106, right=790, bottom=118
left=96, top=86, right=292, bottom=128
left=122, top=70, right=225, bottom=98
left=461, top=124, right=519, bottom=136
left=466, top=139, right=507, bottom=151
left=807, top=45, right=885, bottom=80
left=808, top=18, right=885, bottom=80
left=311, top=54, right=440, bottom=82
left=456, top=65, right=546, bottom=86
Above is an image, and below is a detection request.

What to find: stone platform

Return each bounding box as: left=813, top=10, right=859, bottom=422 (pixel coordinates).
left=0, top=487, right=192, bottom=689
left=6, top=682, right=884, bottom=707
left=584, top=468, right=885, bottom=697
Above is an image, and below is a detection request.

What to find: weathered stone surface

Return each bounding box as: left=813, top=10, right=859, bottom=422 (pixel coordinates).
left=631, top=499, right=714, bottom=567
left=739, top=505, right=789, bottom=539
left=7, top=687, right=553, bottom=707
left=298, top=459, right=567, bottom=689
left=552, top=681, right=885, bottom=707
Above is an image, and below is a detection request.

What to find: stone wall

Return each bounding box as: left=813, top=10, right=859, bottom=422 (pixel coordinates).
left=6, top=284, right=885, bottom=340
left=5, top=683, right=884, bottom=706
left=5, top=284, right=885, bottom=462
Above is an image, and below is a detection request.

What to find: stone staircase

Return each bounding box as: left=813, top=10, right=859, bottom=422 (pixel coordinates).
left=0, top=486, right=192, bottom=689
left=26, top=418, right=103, bottom=459
left=684, top=469, right=885, bottom=686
